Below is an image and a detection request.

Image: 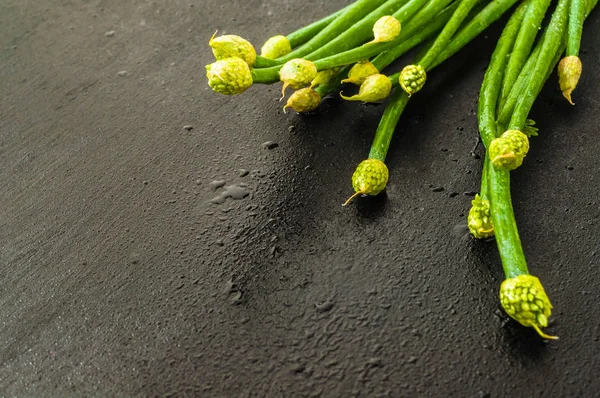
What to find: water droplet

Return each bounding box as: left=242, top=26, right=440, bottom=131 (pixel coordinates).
left=315, top=300, right=334, bottom=313
left=431, top=186, right=444, bottom=193
left=183, top=125, right=194, bottom=131
left=105, top=30, right=116, bottom=37
left=209, top=180, right=226, bottom=190
left=262, top=141, right=278, bottom=150
left=239, top=169, right=249, bottom=177
left=117, top=70, right=128, bottom=77
left=209, top=184, right=251, bottom=204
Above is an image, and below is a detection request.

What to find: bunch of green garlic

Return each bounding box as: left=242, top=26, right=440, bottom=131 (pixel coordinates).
left=205, top=0, right=598, bottom=340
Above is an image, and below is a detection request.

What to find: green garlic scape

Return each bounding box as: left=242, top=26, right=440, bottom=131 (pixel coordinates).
left=489, top=129, right=529, bottom=170
left=283, top=88, right=321, bottom=113
left=500, top=274, right=558, bottom=340
left=399, top=64, right=427, bottom=96
left=558, top=55, right=582, bottom=105
left=467, top=194, right=494, bottom=239
left=209, top=32, right=257, bottom=67
left=343, top=158, right=389, bottom=206
left=260, top=35, right=292, bottom=59
left=206, top=57, right=253, bottom=95
left=341, top=61, right=379, bottom=85
left=365, top=15, right=401, bottom=45
left=279, top=59, right=318, bottom=97
left=340, top=74, right=392, bottom=103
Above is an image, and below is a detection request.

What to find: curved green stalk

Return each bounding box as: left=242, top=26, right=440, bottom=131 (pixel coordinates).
left=286, top=3, right=352, bottom=48
left=509, top=0, right=570, bottom=131
left=428, top=0, right=523, bottom=70
left=499, top=0, right=552, bottom=104
left=567, top=0, right=585, bottom=56
left=303, top=0, right=417, bottom=61
left=418, top=0, right=483, bottom=70
left=368, top=90, right=410, bottom=161
left=275, top=0, right=388, bottom=63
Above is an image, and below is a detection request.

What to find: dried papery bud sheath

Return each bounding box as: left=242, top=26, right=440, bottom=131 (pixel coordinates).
left=310, top=68, right=340, bottom=89
left=283, top=88, right=321, bottom=113
left=399, top=64, right=426, bottom=96
left=341, top=61, right=379, bottom=85
left=365, top=15, right=401, bottom=45
left=343, top=159, right=389, bottom=206
left=260, top=35, right=292, bottom=59
left=489, top=130, right=530, bottom=170
left=468, top=194, right=494, bottom=239
left=279, top=59, right=318, bottom=97
left=340, top=74, right=391, bottom=103
left=558, top=55, right=582, bottom=105
left=209, top=33, right=257, bottom=66
left=500, top=274, right=558, bottom=340
left=206, top=57, right=253, bottom=95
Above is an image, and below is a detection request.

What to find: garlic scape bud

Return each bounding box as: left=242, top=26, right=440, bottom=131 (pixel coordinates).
left=558, top=55, right=582, bottom=105
left=399, top=64, right=426, bottom=96
left=260, top=35, right=292, bottom=60
left=340, top=74, right=391, bottom=103
left=467, top=195, right=494, bottom=239
left=279, top=59, right=318, bottom=98
left=489, top=130, right=529, bottom=171
left=283, top=88, right=321, bottom=113
left=343, top=159, right=389, bottom=206
left=341, top=61, right=379, bottom=85
left=209, top=32, right=256, bottom=67
left=310, top=68, right=340, bottom=89
left=206, top=57, right=253, bottom=95
left=365, top=16, right=401, bottom=45
left=500, top=274, right=558, bottom=340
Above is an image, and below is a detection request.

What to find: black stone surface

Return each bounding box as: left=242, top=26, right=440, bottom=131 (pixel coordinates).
left=1, top=0, right=599, bottom=396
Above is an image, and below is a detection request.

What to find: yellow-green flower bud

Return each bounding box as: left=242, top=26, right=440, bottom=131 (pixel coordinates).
left=343, top=159, right=389, bottom=206
left=399, top=64, right=426, bottom=96
left=365, top=15, right=401, bottom=45
left=260, top=35, right=292, bottom=59
left=279, top=59, right=318, bottom=97
left=558, top=55, right=582, bottom=105
left=489, top=130, right=529, bottom=170
left=209, top=33, right=256, bottom=66
left=310, top=68, right=340, bottom=89
left=340, top=74, right=391, bottom=103
left=341, top=61, right=379, bottom=85
left=206, top=57, right=253, bottom=95
left=283, top=88, right=321, bottom=113
left=467, top=195, right=494, bottom=239
left=500, top=274, right=558, bottom=340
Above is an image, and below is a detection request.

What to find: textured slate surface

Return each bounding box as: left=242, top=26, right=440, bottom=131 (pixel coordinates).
left=1, top=0, right=599, bottom=396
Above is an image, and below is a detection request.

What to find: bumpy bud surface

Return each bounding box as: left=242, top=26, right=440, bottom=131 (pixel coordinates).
left=283, top=88, right=321, bottom=113
left=260, top=35, right=292, bottom=59
left=399, top=64, right=426, bottom=96
left=467, top=194, right=494, bottom=239
left=209, top=33, right=256, bottom=66
left=500, top=274, right=557, bottom=339
left=206, top=57, right=253, bottom=95
left=352, top=159, right=389, bottom=196
left=366, top=15, right=401, bottom=45
left=341, top=61, right=379, bottom=85
left=489, top=130, right=529, bottom=170
left=558, top=55, right=582, bottom=105
left=340, top=74, right=391, bottom=103
left=279, top=59, right=318, bottom=96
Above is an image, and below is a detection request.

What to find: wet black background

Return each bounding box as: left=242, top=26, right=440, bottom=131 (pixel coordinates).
left=1, top=0, right=599, bottom=396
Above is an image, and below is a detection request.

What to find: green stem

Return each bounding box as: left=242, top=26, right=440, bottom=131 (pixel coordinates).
left=275, top=0, right=389, bottom=63
left=368, top=90, right=410, bottom=161
left=286, top=3, right=353, bottom=48
left=500, top=0, right=553, bottom=103
left=509, top=0, right=570, bottom=131
left=567, top=0, right=585, bottom=56
left=419, top=0, right=483, bottom=70
left=428, top=0, right=522, bottom=70
left=304, top=0, right=418, bottom=61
